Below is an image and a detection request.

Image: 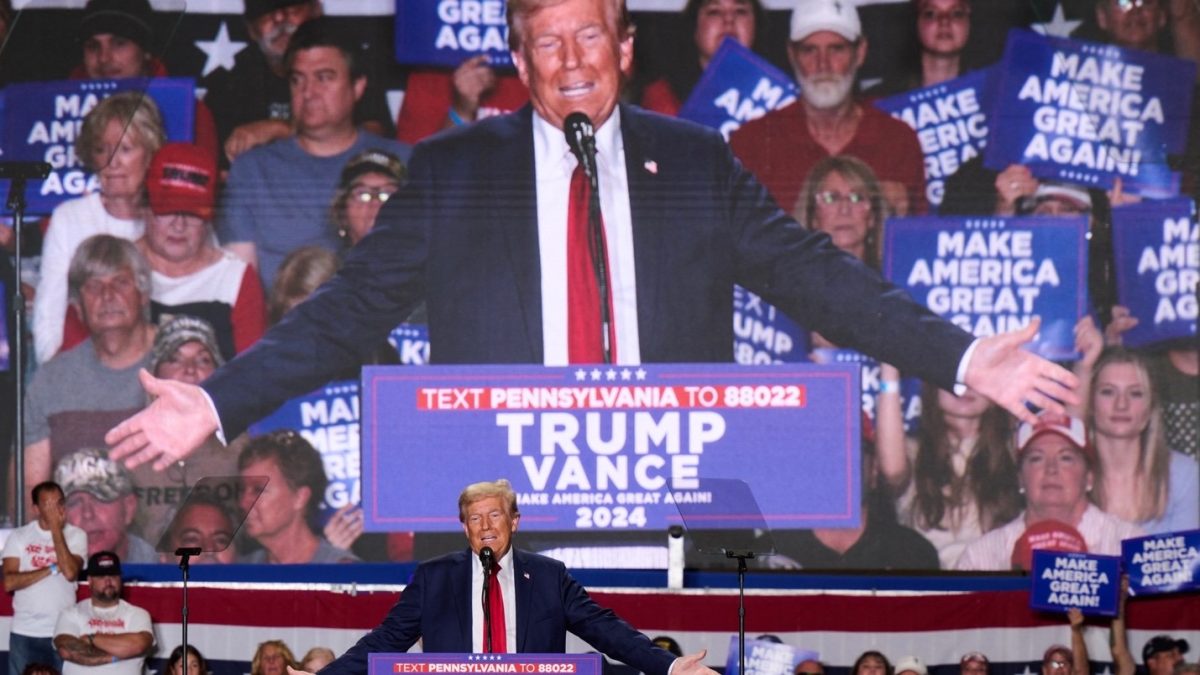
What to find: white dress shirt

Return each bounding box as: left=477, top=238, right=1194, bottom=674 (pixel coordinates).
left=470, top=547, right=517, bottom=653
left=533, top=108, right=642, bottom=365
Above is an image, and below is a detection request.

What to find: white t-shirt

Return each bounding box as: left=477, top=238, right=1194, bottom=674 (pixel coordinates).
left=1, top=519, right=88, bottom=637
left=954, top=504, right=1143, bottom=571
left=54, top=598, right=153, bottom=675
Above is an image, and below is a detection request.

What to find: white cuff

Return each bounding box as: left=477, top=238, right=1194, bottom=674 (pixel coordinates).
left=953, top=338, right=981, bottom=396
left=200, top=388, right=228, bottom=446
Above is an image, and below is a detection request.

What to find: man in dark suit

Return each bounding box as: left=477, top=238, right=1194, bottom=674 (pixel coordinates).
left=298, top=479, right=709, bottom=675
left=107, top=0, right=1078, bottom=469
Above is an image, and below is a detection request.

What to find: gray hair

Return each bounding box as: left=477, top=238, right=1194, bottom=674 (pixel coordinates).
left=67, top=234, right=153, bottom=322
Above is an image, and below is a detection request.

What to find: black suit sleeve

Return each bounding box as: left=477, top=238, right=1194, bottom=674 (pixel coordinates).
left=320, top=564, right=430, bottom=675
left=555, top=565, right=676, bottom=675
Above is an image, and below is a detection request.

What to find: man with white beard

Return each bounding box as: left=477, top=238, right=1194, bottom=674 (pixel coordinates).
left=730, top=0, right=927, bottom=218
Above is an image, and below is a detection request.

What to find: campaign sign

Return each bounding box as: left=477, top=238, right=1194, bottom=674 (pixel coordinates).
left=1110, top=198, right=1198, bottom=348
left=0, top=78, right=195, bottom=215
left=882, top=215, right=1089, bottom=361
left=874, top=67, right=992, bottom=210
left=733, top=286, right=809, bottom=365
left=810, top=348, right=922, bottom=434
left=362, top=363, right=861, bottom=532
left=369, top=653, right=601, bottom=675
left=678, top=38, right=797, bottom=141
left=389, top=323, right=431, bottom=365
left=394, top=0, right=511, bottom=68
left=724, top=636, right=819, bottom=675
left=1122, top=529, right=1200, bottom=596
left=984, top=29, right=1195, bottom=197
left=248, top=380, right=360, bottom=526
left=1030, top=550, right=1120, bottom=617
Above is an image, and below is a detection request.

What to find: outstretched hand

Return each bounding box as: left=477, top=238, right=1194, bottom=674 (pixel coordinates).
left=288, top=667, right=315, bottom=675
left=963, top=318, right=1079, bottom=425
left=673, top=650, right=718, bottom=675
left=105, top=369, right=220, bottom=471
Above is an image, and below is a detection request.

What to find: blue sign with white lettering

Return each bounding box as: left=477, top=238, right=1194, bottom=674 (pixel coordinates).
left=882, top=215, right=1088, bottom=361
left=394, top=0, right=512, bottom=68
left=249, top=380, right=361, bottom=525
left=874, top=68, right=992, bottom=210
left=678, top=38, right=797, bottom=140
left=0, top=78, right=195, bottom=215
left=1110, top=198, right=1198, bottom=348
left=811, top=348, right=922, bottom=434
left=984, top=29, right=1194, bottom=197
left=725, top=636, right=820, bottom=675
left=1122, top=529, right=1200, bottom=596
left=370, top=653, right=601, bottom=675
left=361, top=363, right=861, bottom=532
left=733, top=286, right=809, bottom=365
left=1030, top=550, right=1120, bottom=616
left=389, top=322, right=431, bottom=365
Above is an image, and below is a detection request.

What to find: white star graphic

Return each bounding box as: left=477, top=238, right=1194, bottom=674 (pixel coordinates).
left=1033, top=2, right=1082, bottom=38
left=574, top=369, right=587, bottom=381
left=605, top=369, right=617, bottom=381
left=635, top=368, right=647, bottom=380
left=620, top=369, right=632, bottom=381
left=590, top=368, right=602, bottom=381
left=195, top=22, right=247, bottom=77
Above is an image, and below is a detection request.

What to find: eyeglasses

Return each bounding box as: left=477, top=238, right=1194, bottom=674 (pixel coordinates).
left=814, top=190, right=869, bottom=208
left=918, top=8, right=970, bottom=22
left=1112, top=0, right=1156, bottom=10
left=350, top=186, right=399, bottom=204
left=1045, top=661, right=1070, bottom=670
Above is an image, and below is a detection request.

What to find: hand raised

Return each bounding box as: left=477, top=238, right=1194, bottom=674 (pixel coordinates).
left=106, top=369, right=219, bottom=471
left=963, top=318, right=1079, bottom=424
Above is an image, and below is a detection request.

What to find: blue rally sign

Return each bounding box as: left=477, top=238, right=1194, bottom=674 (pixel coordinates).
left=733, top=285, right=809, bottom=365
left=810, top=348, right=922, bottom=434
left=984, top=29, right=1195, bottom=197
left=1030, top=550, right=1120, bottom=617
left=249, top=380, right=361, bottom=526
left=678, top=38, right=797, bottom=140
left=874, top=67, right=992, bottom=210
left=362, top=363, right=861, bottom=532
left=1110, top=198, right=1198, bottom=348
left=882, top=215, right=1088, bottom=361
left=0, top=78, right=195, bottom=215
left=394, top=0, right=512, bottom=68
left=369, top=653, right=602, bottom=675
left=1122, top=529, right=1200, bottom=597
left=724, top=636, right=819, bottom=675
left=389, top=322, right=431, bottom=365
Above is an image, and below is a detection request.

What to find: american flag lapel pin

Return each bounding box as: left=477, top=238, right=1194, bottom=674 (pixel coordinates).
left=523, top=572, right=531, bottom=580
left=643, top=159, right=658, bottom=175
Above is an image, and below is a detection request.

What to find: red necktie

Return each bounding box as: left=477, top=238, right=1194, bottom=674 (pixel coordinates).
left=485, top=562, right=506, bottom=653
left=567, top=164, right=616, bottom=363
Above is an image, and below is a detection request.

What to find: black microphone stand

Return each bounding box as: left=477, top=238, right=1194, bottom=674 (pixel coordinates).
left=176, top=546, right=201, bottom=674
left=480, top=550, right=493, bottom=653
left=725, top=549, right=756, bottom=675
left=4, top=162, right=50, bottom=524
left=584, top=157, right=612, bottom=365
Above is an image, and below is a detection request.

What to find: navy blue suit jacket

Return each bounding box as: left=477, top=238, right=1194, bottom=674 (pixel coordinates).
left=206, top=104, right=972, bottom=435
left=321, top=549, right=676, bottom=675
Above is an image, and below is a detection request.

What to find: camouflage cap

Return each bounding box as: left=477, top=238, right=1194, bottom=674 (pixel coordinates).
left=54, top=448, right=134, bottom=502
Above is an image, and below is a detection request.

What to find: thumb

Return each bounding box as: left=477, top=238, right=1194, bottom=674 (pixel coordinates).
left=138, top=368, right=162, bottom=393
left=1003, top=316, right=1041, bottom=346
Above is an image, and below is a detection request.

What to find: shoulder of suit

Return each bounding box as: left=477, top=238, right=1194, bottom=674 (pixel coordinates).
left=620, top=104, right=724, bottom=147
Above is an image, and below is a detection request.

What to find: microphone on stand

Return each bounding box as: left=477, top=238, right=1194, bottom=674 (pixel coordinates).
left=480, top=546, right=495, bottom=653
left=562, top=112, right=613, bottom=364
left=564, top=112, right=598, bottom=191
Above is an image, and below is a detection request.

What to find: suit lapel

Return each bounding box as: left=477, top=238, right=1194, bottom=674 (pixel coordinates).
left=513, top=549, right=534, bottom=652
left=620, top=105, right=667, bottom=359
left=499, top=105, right=544, bottom=363
left=454, top=550, right=473, bottom=650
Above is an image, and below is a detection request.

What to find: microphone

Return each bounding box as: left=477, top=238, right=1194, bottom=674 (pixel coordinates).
left=0, top=162, right=52, bottom=180
left=479, top=546, right=494, bottom=571
left=564, top=112, right=598, bottom=189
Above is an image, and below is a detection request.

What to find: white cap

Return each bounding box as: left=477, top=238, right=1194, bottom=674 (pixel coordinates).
left=1033, top=182, right=1092, bottom=210
left=790, top=0, right=861, bottom=42
left=894, top=657, right=928, bottom=675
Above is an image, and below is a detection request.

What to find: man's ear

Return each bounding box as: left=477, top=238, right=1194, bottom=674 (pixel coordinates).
left=352, top=74, right=367, bottom=102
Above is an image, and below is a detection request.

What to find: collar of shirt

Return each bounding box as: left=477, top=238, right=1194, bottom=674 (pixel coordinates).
left=532, top=107, right=624, bottom=179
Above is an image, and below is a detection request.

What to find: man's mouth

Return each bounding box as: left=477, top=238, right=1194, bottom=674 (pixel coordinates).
left=560, top=82, right=594, bottom=99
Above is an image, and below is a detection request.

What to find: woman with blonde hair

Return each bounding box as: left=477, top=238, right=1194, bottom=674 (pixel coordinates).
left=251, top=640, right=296, bottom=675
left=35, top=90, right=166, bottom=361
left=266, top=246, right=340, bottom=326
left=793, top=155, right=890, bottom=269
left=1084, top=346, right=1199, bottom=534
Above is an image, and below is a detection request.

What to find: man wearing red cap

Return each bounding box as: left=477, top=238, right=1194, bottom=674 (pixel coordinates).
left=955, top=413, right=1143, bottom=570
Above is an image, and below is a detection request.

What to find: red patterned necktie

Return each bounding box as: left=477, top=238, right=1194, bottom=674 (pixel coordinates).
left=485, top=562, right=506, bottom=653
left=566, top=164, right=616, bottom=363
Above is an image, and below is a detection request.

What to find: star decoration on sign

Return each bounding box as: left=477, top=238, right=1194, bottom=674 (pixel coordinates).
left=195, top=22, right=247, bottom=77
left=1032, top=2, right=1082, bottom=37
